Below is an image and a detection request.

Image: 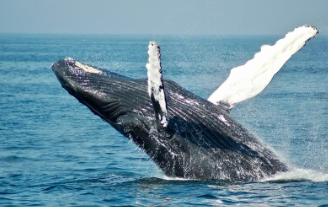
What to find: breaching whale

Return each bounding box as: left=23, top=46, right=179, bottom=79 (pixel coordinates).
left=51, top=25, right=318, bottom=181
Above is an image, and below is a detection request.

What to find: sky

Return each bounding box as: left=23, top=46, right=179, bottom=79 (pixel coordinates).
left=0, top=0, right=327, bottom=35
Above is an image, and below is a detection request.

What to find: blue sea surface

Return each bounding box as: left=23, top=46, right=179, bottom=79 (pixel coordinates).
left=0, top=34, right=328, bottom=206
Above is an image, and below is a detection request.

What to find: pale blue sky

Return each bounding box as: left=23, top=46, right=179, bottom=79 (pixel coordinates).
left=0, top=0, right=327, bottom=35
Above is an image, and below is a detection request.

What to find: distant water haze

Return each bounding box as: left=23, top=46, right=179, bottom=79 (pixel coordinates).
left=0, top=0, right=328, bottom=35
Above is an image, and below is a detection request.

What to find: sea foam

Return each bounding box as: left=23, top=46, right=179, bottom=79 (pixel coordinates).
left=262, top=168, right=328, bottom=182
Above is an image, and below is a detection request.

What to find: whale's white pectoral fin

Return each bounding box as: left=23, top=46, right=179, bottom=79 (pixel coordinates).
left=146, top=41, right=168, bottom=127
left=208, top=25, right=319, bottom=109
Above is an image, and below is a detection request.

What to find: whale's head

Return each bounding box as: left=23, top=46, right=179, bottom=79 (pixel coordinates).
left=51, top=58, right=189, bottom=177
left=51, top=58, right=154, bottom=137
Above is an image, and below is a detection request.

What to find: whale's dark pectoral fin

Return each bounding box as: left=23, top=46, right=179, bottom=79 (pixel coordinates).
left=208, top=25, right=319, bottom=110
left=146, top=41, right=169, bottom=128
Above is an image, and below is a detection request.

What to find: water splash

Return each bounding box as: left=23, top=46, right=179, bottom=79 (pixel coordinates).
left=162, top=175, right=195, bottom=181
left=262, top=168, right=328, bottom=182
left=162, top=168, right=328, bottom=183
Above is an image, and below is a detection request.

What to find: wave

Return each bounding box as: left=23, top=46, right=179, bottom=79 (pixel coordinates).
left=162, top=175, right=195, bottom=181
left=262, top=168, right=328, bottom=182
left=161, top=168, right=328, bottom=183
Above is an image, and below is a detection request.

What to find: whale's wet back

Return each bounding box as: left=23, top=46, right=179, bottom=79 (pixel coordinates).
left=51, top=58, right=288, bottom=181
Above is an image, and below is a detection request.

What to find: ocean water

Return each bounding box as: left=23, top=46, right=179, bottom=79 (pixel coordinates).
left=0, top=34, right=328, bottom=206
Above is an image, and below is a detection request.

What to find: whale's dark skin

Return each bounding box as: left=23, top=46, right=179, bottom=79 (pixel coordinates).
left=52, top=58, right=288, bottom=181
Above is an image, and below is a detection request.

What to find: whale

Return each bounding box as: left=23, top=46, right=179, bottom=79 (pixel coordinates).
left=51, top=25, right=318, bottom=181
left=52, top=57, right=289, bottom=181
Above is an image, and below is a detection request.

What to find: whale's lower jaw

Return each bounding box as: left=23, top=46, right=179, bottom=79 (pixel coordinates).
left=52, top=59, right=288, bottom=181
